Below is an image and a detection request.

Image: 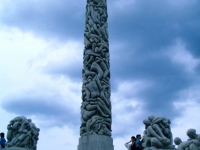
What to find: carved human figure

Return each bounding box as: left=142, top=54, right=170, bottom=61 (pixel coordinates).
left=97, top=6, right=107, bottom=22
left=80, top=0, right=111, bottom=136
left=142, top=116, right=173, bottom=149
left=90, top=60, right=104, bottom=80
left=87, top=15, right=100, bottom=36
left=95, top=38, right=108, bottom=54
left=97, top=20, right=108, bottom=41
left=6, top=116, right=39, bottom=150
left=84, top=49, right=101, bottom=67
left=6, top=116, right=26, bottom=146
left=99, top=83, right=110, bottom=108
left=95, top=57, right=109, bottom=78
left=15, top=130, right=31, bottom=147
left=86, top=115, right=111, bottom=136
left=87, top=2, right=101, bottom=25
left=81, top=100, right=110, bottom=121
left=83, top=76, right=100, bottom=99
left=174, top=137, right=200, bottom=150
left=84, top=32, right=99, bottom=49
left=187, top=129, right=200, bottom=141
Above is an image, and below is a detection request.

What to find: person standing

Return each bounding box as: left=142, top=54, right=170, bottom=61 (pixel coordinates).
left=136, top=134, right=143, bottom=150
left=0, top=132, right=6, bottom=149
left=125, top=136, right=136, bottom=150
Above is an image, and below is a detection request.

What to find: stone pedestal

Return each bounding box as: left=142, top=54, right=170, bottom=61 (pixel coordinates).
left=144, top=146, right=176, bottom=150
left=78, top=135, right=114, bottom=150
left=4, top=147, right=30, bottom=150
left=157, top=146, right=176, bottom=150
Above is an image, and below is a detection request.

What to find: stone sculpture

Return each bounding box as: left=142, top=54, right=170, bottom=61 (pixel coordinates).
left=142, top=115, right=175, bottom=150
left=80, top=0, right=111, bottom=137
left=5, top=116, right=39, bottom=150
left=78, top=0, right=114, bottom=149
left=174, top=128, right=200, bottom=150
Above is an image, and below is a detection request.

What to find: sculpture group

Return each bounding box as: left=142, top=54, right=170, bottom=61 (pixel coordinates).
left=4, top=116, right=40, bottom=150
left=174, top=129, right=200, bottom=150
left=139, top=115, right=200, bottom=150
left=142, top=115, right=174, bottom=149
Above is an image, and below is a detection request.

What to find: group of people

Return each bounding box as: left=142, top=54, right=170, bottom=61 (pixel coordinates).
left=0, top=132, right=6, bottom=149
left=125, top=134, right=143, bottom=150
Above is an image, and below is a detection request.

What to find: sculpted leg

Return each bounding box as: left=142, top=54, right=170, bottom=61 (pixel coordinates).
left=147, top=126, right=162, bottom=140
left=152, top=124, right=170, bottom=145
left=151, top=137, right=164, bottom=148
left=98, top=100, right=111, bottom=116
left=152, top=124, right=166, bottom=139
left=83, top=109, right=96, bottom=120
left=189, top=143, right=198, bottom=150
left=89, top=102, right=109, bottom=117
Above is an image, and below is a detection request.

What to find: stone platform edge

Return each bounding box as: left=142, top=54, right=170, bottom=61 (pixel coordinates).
left=78, top=134, right=114, bottom=150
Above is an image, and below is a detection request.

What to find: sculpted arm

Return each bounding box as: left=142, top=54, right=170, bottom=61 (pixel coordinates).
left=177, top=140, right=198, bottom=150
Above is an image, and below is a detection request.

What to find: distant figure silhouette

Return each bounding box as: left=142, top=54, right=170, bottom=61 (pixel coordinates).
left=0, top=132, right=6, bottom=149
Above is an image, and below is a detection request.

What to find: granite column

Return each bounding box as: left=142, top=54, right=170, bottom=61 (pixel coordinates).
left=78, top=0, right=113, bottom=149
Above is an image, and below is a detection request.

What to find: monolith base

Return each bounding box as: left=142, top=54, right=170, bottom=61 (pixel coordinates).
left=78, top=135, right=114, bottom=150
left=4, top=147, right=30, bottom=150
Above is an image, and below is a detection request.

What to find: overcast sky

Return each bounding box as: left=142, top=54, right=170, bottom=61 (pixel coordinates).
left=0, top=0, right=200, bottom=149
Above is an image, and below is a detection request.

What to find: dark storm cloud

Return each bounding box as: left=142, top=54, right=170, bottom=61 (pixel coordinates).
left=112, top=109, right=146, bottom=137
left=1, top=0, right=199, bottom=51
left=2, top=94, right=80, bottom=128
left=108, top=0, right=200, bottom=121
left=108, top=0, right=200, bottom=56
left=110, top=45, right=194, bottom=121
left=0, top=0, right=86, bottom=42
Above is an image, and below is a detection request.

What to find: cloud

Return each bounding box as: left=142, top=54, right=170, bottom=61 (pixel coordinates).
left=172, top=84, right=200, bottom=141
left=2, top=93, right=80, bottom=128
left=165, top=40, right=200, bottom=73
left=0, top=27, right=82, bottom=129
left=107, top=0, right=200, bottom=124
left=111, top=80, right=151, bottom=137
left=0, top=0, right=85, bottom=42
left=38, top=126, right=79, bottom=150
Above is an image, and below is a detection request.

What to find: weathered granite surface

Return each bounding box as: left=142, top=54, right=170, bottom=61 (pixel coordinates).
left=142, top=115, right=175, bottom=150
left=78, top=0, right=113, bottom=149
left=80, top=0, right=111, bottom=137
left=78, top=134, right=114, bottom=150
left=4, top=147, right=30, bottom=150
left=174, top=128, right=200, bottom=150
left=5, top=116, right=39, bottom=150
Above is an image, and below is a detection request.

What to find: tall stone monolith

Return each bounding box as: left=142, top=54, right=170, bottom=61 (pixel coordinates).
left=78, top=0, right=114, bottom=150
